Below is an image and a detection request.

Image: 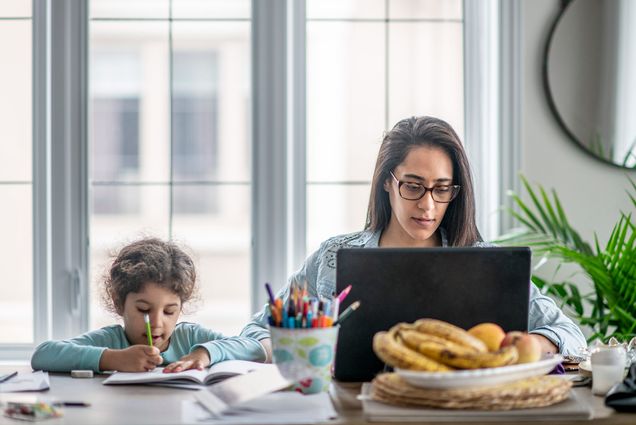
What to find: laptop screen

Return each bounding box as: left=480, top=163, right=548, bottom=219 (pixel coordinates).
left=333, top=247, right=531, bottom=382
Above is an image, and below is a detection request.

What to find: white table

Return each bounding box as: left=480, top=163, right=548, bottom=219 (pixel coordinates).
left=0, top=365, right=633, bottom=424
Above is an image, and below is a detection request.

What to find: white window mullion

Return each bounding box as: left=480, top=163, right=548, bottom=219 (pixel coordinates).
left=287, top=0, right=306, bottom=276
left=49, top=0, right=89, bottom=339
left=464, top=0, right=500, bottom=241
left=499, top=0, right=522, bottom=234
left=33, top=0, right=51, bottom=346
left=251, top=0, right=288, bottom=311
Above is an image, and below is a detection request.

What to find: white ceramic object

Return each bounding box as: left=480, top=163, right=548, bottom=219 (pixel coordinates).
left=578, top=359, right=592, bottom=377
left=395, top=355, right=563, bottom=389
left=591, top=346, right=627, bottom=396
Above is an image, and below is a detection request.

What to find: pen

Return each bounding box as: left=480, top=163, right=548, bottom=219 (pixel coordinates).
left=144, top=313, right=153, bottom=347
left=333, top=300, right=360, bottom=326
left=0, top=371, right=18, bottom=383
left=336, top=285, right=352, bottom=303
left=265, top=282, right=276, bottom=305
left=332, top=298, right=340, bottom=321
left=53, top=402, right=91, bottom=407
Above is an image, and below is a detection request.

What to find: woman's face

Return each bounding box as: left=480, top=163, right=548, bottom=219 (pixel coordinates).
left=383, top=145, right=453, bottom=247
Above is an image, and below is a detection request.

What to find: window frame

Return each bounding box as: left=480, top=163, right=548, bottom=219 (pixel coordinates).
left=0, top=0, right=519, bottom=359
left=464, top=0, right=522, bottom=242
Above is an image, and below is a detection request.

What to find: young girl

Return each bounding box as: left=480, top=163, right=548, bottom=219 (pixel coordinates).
left=31, top=238, right=266, bottom=373
left=241, top=116, right=586, bottom=360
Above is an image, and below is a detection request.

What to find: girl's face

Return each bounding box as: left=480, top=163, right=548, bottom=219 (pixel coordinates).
left=120, top=282, right=182, bottom=352
left=382, top=145, right=453, bottom=247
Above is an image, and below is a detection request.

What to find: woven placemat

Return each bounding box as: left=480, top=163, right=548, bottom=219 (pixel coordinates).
left=370, top=373, right=572, bottom=410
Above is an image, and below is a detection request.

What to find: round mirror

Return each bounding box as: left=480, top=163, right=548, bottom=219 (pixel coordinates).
left=544, top=0, right=636, bottom=169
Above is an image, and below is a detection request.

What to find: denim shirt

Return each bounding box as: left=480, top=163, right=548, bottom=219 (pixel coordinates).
left=240, top=229, right=587, bottom=356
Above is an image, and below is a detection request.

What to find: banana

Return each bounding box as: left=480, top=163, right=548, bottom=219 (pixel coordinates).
left=399, top=329, right=518, bottom=369
left=399, top=329, right=476, bottom=357
left=374, top=319, right=518, bottom=371
left=438, top=345, right=519, bottom=369
left=372, top=327, right=453, bottom=372
left=414, top=319, right=487, bottom=353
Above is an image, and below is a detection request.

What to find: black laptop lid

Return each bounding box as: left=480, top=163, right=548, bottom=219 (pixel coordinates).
left=334, top=247, right=531, bottom=382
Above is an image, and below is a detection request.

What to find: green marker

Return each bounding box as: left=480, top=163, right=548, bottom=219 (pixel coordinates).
left=144, top=313, right=153, bottom=347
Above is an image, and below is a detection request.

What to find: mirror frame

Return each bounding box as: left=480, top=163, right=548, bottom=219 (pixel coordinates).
left=542, top=0, right=631, bottom=169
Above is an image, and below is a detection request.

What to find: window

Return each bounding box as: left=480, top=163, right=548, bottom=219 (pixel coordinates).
left=89, top=1, right=252, bottom=335
left=305, top=0, right=464, bottom=251
left=0, top=0, right=505, bottom=358
left=172, top=51, right=220, bottom=214
left=0, top=1, right=32, bottom=344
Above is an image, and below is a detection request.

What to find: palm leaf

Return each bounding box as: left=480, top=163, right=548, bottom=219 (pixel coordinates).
left=498, top=175, right=636, bottom=342
left=521, top=176, right=558, bottom=239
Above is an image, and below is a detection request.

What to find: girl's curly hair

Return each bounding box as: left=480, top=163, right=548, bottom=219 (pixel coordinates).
left=102, top=237, right=198, bottom=315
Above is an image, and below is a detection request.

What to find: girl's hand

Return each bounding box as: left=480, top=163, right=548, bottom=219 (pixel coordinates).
left=100, top=345, right=163, bottom=372
left=163, top=348, right=211, bottom=373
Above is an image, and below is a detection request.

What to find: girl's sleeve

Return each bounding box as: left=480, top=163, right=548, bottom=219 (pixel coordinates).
left=30, top=327, right=123, bottom=372
left=528, top=284, right=587, bottom=355
left=189, top=325, right=267, bottom=364
left=239, top=246, right=322, bottom=343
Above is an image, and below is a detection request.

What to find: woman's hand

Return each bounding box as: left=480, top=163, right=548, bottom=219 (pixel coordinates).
left=100, top=345, right=163, bottom=372
left=531, top=334, right=559, bottom=356
left=163, top=347, right=211, bottom=373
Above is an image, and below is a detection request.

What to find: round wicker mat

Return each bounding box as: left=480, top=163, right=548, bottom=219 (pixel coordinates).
left=370, top=373, right=572, bottom=410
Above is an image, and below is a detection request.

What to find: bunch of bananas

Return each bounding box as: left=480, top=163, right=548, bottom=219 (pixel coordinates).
left=373, top=319, right=519, bottom=371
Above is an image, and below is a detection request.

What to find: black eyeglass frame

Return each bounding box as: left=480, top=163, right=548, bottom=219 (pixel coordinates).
left=389, top=171, right=461, bottom=203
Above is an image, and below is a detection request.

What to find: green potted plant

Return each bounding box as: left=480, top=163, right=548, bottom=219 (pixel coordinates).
left=495, top=176, right=636, bottom=342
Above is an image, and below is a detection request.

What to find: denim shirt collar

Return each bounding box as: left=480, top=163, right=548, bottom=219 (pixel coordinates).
left=365, top=227, right=449, bottom=247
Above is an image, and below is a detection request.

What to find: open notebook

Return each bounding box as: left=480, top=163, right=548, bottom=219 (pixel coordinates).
left=103, top=360, right=275, bottom=388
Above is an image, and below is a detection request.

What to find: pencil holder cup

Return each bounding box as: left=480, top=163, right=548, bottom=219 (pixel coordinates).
left=269, top=326, right=339, bottom=394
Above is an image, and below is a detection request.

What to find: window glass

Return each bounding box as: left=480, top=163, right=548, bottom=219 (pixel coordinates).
left=0, top=16, right=32, bottom=344
left=388, top=21, right=464, bottom=138
left=306, top=1, right=464, bottom=253
left=307, top=0, right=384, bottom=20
left=89, top=5, right=251, bottom=335
left=172, top=0, right=249, bottom=19
left=306, top=22, right=385, bottom=184
left=0, top=22, right=31, bottom=181
left=172, top=22, right=251, bottom=183
left=172, top=185, right=250, bottom=335
left=90, top=22, right=170, bottom=184
left=389, top=0, right=462, bottom=20
left=91, top=0, right=169, bottom=19
left=90, top=185, right=171, bottom=329
left=306, top=185, right=370, bottom=252
left=171, top=21, right=251, bottom=335
left=0, top=0, right=31, bottom=17
left=0, top=187, right=33, bottom=343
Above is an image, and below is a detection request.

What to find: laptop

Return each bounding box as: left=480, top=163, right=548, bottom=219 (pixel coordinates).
left=333, top=247, right=531, bottom=382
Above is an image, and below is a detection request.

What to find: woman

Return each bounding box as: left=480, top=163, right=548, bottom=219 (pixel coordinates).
left=241, top=116, right=586, bottom=360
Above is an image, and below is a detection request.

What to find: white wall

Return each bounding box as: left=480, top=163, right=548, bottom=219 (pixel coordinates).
left=521, top=0, right=635, bottom=246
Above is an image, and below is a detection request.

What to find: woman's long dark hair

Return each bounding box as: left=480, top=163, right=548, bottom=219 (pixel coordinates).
left=365, top=116, right=482, bottom=246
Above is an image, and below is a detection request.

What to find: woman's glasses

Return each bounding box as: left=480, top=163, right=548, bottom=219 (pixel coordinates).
left=390, top=171, right=460, bottom=203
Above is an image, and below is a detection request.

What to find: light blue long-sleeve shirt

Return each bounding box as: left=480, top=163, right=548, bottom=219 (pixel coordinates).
left=240, top=229, right=587, bottom=356
left=31, top=322, right=266, bottom=372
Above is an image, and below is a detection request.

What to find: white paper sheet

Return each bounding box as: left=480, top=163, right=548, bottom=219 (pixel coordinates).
left=183, top=391, right=338, bottom=424
left=0, top=371, right=50, bottom=393
left=194, top=366, right=292, bottom=416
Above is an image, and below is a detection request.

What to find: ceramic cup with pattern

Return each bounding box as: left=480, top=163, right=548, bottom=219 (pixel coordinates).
left=270, top=326, right=339, bottom=394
